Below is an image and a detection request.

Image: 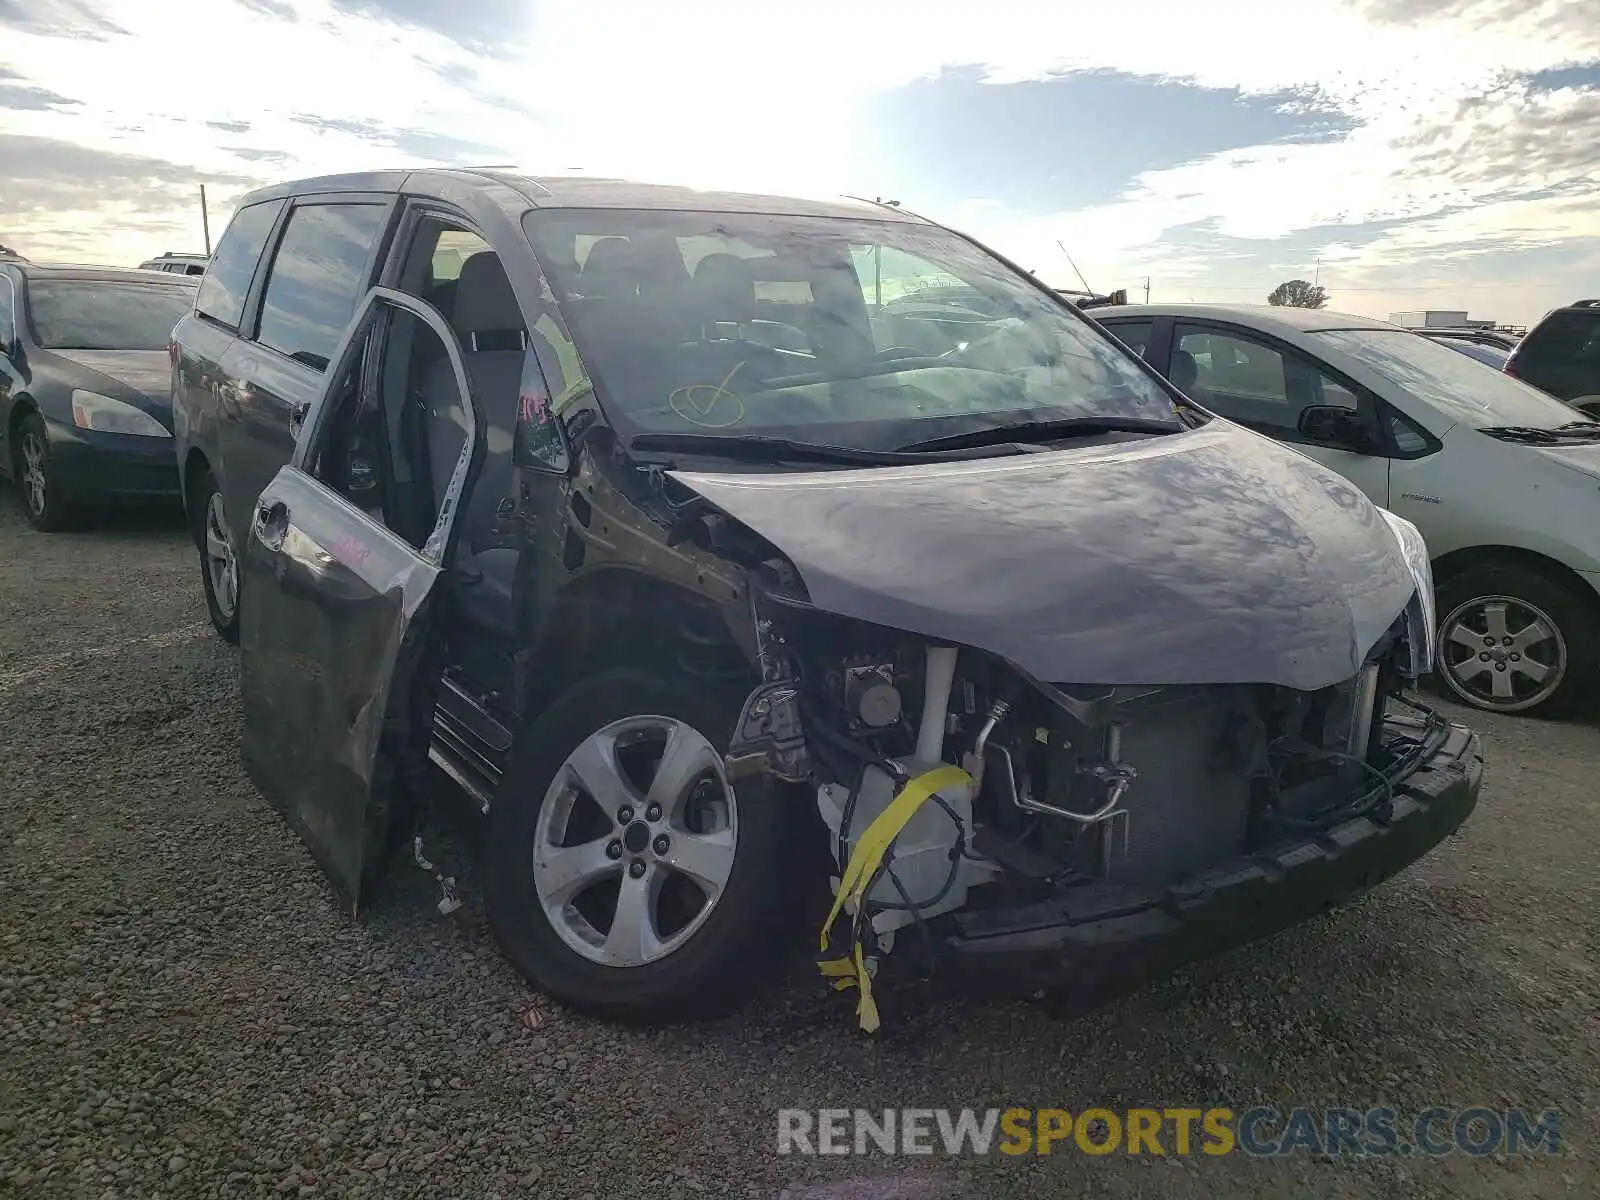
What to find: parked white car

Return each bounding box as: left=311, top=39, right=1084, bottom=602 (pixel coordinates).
left=1093, top=303, right=1600, bottom=716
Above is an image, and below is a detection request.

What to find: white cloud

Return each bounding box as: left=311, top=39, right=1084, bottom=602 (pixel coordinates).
left=1, top=0, right=1598, bottom=323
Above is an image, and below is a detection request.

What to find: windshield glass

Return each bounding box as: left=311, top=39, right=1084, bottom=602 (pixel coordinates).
left=28, top=280, right=196, bottom=351
left=1315, top=328, right=1582, bottom=430
left=522, top=210, right=1177, bottom=450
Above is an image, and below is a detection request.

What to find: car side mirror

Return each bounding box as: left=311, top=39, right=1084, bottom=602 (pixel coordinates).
left=1298, top=405, right=1374, bottom=452
left=512, top=363, right=573, bottom=477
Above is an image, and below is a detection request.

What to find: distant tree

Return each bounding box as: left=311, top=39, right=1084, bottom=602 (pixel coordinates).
left=1268, top=279, right=1328, bottom=308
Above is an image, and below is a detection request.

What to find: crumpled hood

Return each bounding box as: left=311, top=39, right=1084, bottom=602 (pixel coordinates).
left=671, top=422, right=1415, bottom=691
left=51, top=349, right=172, bottom=410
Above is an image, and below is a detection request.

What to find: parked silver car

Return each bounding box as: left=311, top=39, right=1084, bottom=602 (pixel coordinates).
left=1095, top=303, right=1600, bottom=715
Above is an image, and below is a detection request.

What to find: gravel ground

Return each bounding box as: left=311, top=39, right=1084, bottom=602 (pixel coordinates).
left=1, top=488, right=1596, bottom=1200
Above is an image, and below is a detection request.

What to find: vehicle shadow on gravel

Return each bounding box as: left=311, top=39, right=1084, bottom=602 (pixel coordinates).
left=366, top=804, right=1520, bottom=1081
left=0, top=481, right=188, bottom=537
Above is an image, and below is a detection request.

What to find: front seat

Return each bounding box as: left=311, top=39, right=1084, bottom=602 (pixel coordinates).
left=1169, top=348, right=1200, bottom=394
left=576, top=236, right=638, bottom=299
left=686, top=253, right=795, bottom=382
left=421, top=251, right=529, bottom=639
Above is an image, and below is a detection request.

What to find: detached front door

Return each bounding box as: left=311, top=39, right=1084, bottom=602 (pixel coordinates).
left=238, top=287, right=482, bottom=912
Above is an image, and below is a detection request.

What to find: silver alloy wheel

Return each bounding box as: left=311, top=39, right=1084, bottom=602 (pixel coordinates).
left=204, top=491, right=238, bottom=621
left=532, top=715, right=738, bottom=967
left=1439, top=593, right=1567, bottom=712
left=20, top=430, right=47, bottom=517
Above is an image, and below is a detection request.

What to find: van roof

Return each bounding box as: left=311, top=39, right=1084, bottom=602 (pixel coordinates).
left=234, top=169, right=928, bottom=224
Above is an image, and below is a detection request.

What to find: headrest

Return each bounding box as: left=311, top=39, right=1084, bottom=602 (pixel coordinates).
left=1169, top=348, right=1199, bottom=389
left=452, top=252, right=525, bottom=344
left=691, top=253, right=756, bottom=322
left=578, top=237, right=639, bottom=297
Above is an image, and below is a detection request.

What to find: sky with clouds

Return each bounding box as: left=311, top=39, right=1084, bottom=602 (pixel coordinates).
left=2, top=0, right=1598, bottom=326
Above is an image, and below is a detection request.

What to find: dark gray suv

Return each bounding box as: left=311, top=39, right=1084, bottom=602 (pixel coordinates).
left=169, top=170, right=1480, bottom=1029
left=1506, top=299, right=1600, bottom=417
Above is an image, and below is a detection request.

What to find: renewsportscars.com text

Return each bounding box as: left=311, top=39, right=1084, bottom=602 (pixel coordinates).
left=776, top=1107, right=1561, bottom=1159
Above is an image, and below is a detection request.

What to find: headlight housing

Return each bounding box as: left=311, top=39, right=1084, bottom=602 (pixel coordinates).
left=70, top=390, right=170, bottom=438
left=1379, top=508, right=1436, bottom=677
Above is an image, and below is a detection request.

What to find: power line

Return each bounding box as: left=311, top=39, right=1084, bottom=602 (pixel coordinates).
left=1171, top=281, right=1552, bottom=294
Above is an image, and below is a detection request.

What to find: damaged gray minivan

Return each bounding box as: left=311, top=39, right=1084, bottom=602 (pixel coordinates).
left=171, top=171, right=1482, bottom=1025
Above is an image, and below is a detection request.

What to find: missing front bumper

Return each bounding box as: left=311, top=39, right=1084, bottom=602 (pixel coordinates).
left=922, top=717, right=1483, bottom=1004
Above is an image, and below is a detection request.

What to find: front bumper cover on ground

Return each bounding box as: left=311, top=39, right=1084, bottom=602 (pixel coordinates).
left=924, top=716, right=1483, bottom=1005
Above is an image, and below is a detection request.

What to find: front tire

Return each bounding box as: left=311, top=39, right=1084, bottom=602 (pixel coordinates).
left=486, top=669, right=797, bottom=1023
left=1433, top=564, right=1598, bottom=716
left=12, top=413, right=78, bottom=531
left=191, top=469, right=240, bottom=644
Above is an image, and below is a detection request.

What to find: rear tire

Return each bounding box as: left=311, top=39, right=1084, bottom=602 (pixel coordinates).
left=1432, top=564, right=1598, bottom=717
left=11, top=413, right=79, bottom=532
left=485, top=669, right=798, bottom=1024
left=191, top=468, right=240, bottom=644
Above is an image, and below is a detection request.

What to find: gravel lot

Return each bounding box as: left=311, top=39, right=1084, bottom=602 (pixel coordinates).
left=1, top=489, right=1596, bottom=1200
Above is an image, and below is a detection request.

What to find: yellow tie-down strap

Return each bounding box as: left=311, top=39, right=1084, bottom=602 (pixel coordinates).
left=816, top=763, right=972, bottom=1033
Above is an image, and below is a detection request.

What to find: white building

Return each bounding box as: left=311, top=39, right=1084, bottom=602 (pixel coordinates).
left=1388, top=310, right=1495, bottom=329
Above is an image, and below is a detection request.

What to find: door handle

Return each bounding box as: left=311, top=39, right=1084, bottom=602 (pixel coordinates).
left=253, top=499, right=289, bottom=551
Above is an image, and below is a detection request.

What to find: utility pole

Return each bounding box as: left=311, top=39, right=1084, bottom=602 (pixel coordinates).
left=200, top=185, right=212, bottom=256
left=1314, top=256, right=1321, bottom=287
left=1144, top=276, right=1151, bottom=303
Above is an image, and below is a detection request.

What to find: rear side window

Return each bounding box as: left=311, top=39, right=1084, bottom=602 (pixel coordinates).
left=1521, top=310, right=1600, bottom=358
left=1102, top=319, right=1153, bottom=357
left=255, top=203, right=389, bottom=371
left=1513, top=309, right=1600, bottom=397
left=195, top=200, right=284, bottom=330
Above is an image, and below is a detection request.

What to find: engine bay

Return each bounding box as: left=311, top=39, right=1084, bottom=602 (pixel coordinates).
left=729, top=590, right=1428, bottom=966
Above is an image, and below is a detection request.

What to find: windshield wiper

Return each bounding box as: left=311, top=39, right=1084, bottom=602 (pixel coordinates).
left=626, top=432, right=943, bottom=467
left=1481, top=424, right=1600, bottom=443
left=896, top=415, right=1183, bottom=453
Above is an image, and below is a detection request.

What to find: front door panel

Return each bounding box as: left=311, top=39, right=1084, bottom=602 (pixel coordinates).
left=240, top=469, right=439, bottom=910
left=237, top=287, right=481, bottom=914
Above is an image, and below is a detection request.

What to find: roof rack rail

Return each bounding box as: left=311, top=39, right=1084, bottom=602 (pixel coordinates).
left=1572, top=298, right=1600, bottom=308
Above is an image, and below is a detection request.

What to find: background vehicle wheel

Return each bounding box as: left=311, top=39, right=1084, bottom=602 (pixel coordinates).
left=1433, top=565, right=1599, bottom=716
left=11, top=413, right=78, bottom=531
left=486, top=669, right=799, bottom=1024
left=192, top=469, right=240, bottom=644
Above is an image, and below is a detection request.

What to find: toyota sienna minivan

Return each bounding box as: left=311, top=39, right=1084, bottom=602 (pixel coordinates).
left=169, top=171, right=1480, bottom=1028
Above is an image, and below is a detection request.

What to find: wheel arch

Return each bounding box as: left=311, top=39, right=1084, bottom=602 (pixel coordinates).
left=181, top=446, right=214, bottom=545
left=516, top=566, right=759, bottom=724
left=5, top=393, right=38, bottom=452
left=1432, top=544, right=1600, bottom=613
left=5, top=396, right=40, bottom=482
